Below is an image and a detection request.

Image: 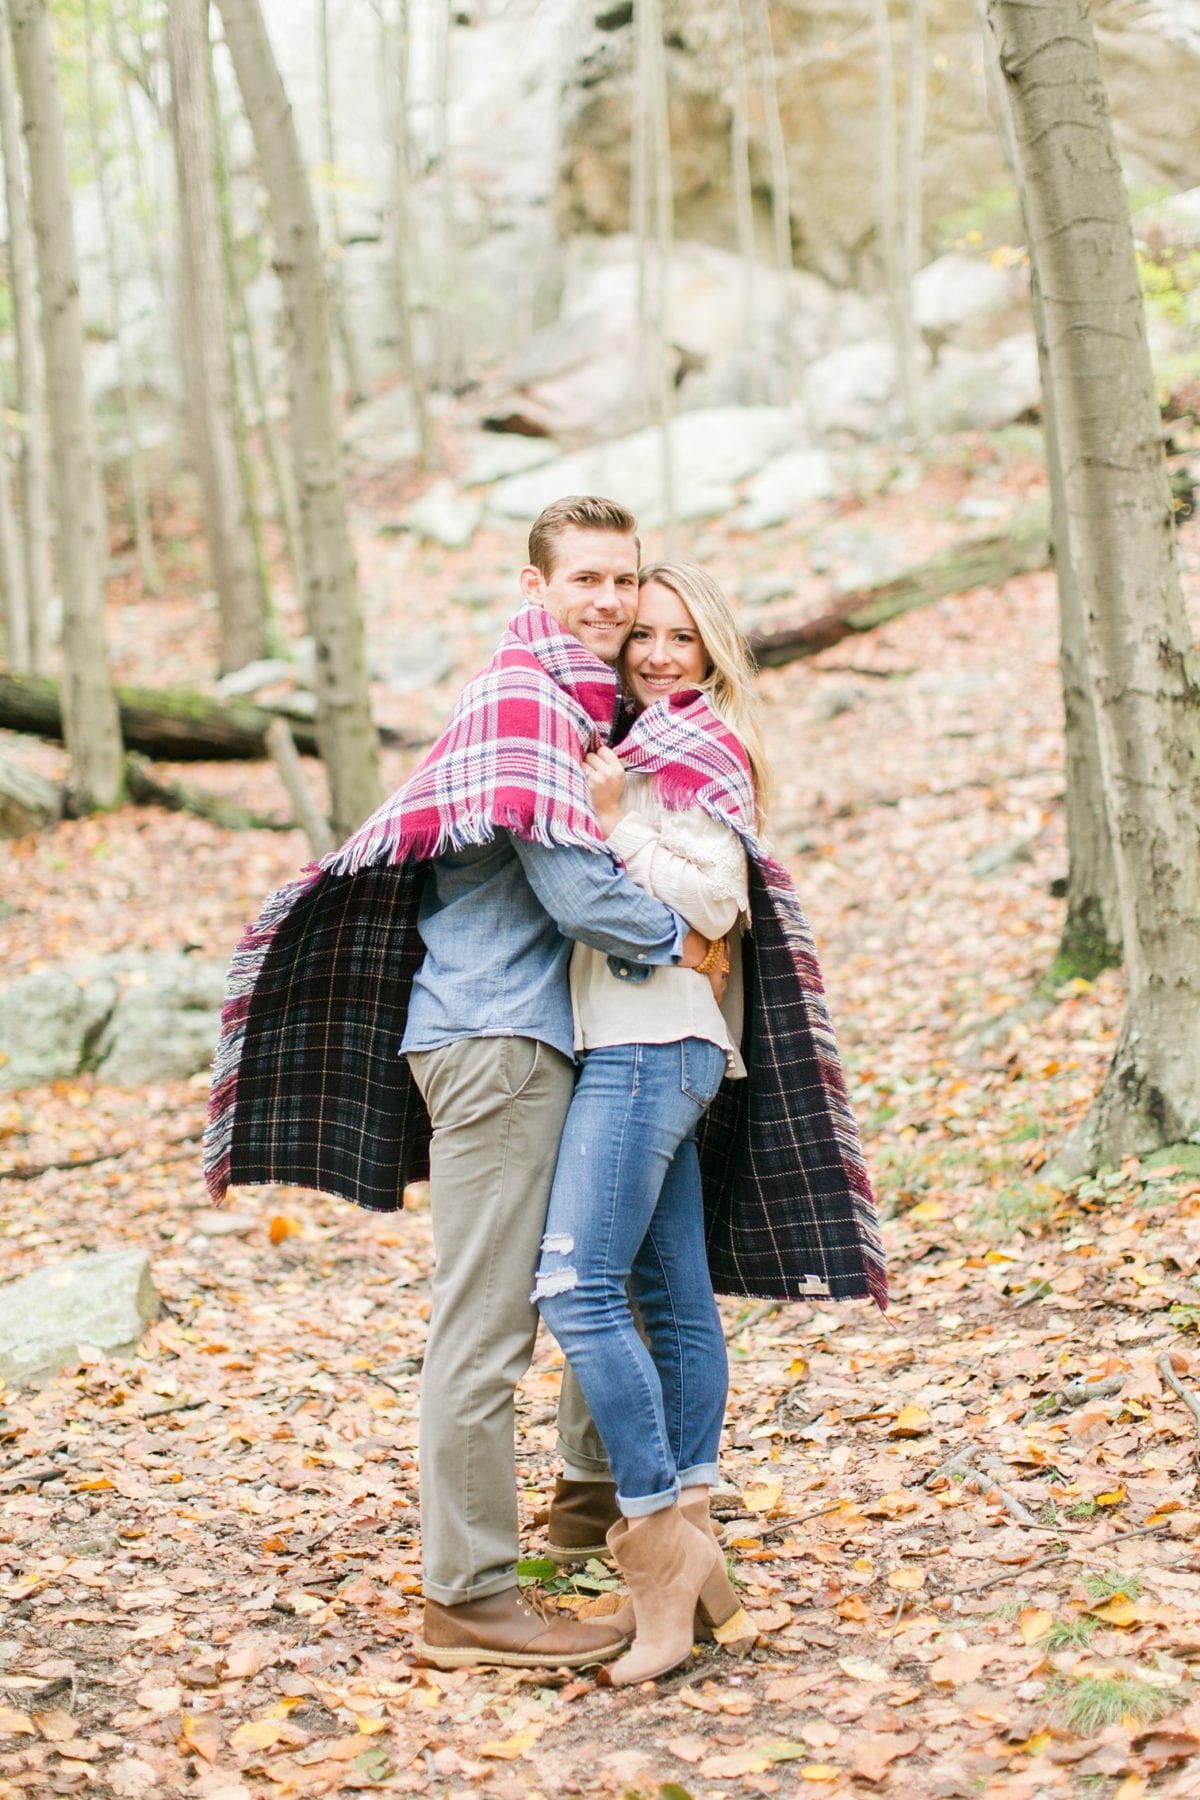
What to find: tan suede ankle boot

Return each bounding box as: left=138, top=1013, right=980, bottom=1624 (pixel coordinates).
left=679, top=1486, right=753, bottom=1645
left=602, top=1503, right=742, bottom=1686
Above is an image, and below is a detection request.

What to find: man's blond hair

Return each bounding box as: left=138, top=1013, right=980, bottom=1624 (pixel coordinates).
left=527, top=495, right=639, bottom=578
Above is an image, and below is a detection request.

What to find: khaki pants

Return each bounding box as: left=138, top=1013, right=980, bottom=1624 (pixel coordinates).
left=407, top=1035, right=610, bottom=1604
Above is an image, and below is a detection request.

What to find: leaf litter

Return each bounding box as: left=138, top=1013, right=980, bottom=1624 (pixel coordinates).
left=2, top=440, right=1200, bottom=1797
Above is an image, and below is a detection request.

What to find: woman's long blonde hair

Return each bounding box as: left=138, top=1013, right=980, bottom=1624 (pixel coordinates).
left=635, top=560, right=770, bottom=832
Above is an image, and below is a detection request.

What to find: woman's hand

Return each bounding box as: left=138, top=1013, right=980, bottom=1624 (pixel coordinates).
left=585, top=746, right=627, bottom=837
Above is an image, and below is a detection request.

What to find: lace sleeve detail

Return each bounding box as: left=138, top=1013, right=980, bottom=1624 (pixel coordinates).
left=654, top=809, right=750, bottom=911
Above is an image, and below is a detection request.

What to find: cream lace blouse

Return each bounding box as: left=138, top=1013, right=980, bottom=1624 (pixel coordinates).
left=570, top=774, right=750, bottom=1077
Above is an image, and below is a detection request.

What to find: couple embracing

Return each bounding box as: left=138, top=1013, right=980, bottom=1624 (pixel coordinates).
left=205, top=494, right=886, bottom=1687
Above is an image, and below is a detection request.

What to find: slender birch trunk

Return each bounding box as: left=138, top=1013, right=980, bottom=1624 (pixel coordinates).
left=0, top=0, right=50, bottom=674
left=870, top=0, right=916, bottom=434
left=749, top=0, right=794, bottom=397
left=167, top=0, right=267, bottom=674
left=83, top=0, right=160, bottom=597
left=430, top=0, right=460, bottom=388
left=317, top=0, right=365, bottom=405
left=729, top=0, right=759, bottom=402
left=109, top=2, right=178, bottom=410
left=210, top=73, right=303, bottom=612
left=377, top=0, right=431, bottom=463
left=633, top=0, right=676, bottom=545
left=971, top=0, right=1121, bottom=981
left=0, top=421, right=24, bottom=667
left=988, top=0, right=1200, bottom=1166
left=9, top=0, right=123, bottom=811
left=216, top=0, right=380, bottom=839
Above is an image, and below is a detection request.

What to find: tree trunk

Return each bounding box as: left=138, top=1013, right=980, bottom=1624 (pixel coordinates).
left=972, top=0, right=1121, bottom=982
left=0, top=0, right=51, bottom=675
left=317, top=0, right=366, bottom=406
left=167, top=0, right=268, bottom=675
left=216, top=0, right=380, bottom=839
left=871, top=0, right=917, bottom=435
left=0, top=416, right=24, bottom=669
left=749, top=0, right=794, bottom=397
left=633, top=0, right=676, bottom=545
left=377, top=0, right=431, bottom=464
left=83, top=0, right=160, bottom=599
left=729, top=0, right=760, bottom=402
left=9, top=0, right=124, bottom=813
left=988, top=0, right=1200, bottom=1167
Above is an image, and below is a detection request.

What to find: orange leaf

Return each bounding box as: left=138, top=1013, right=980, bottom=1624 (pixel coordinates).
left=887, top=1566, right=926, bottom=1591
left=268, top=1214, right=300, bottom=1245
left=889, top=1405, right=930, bottom=1436
left=1019, top=1607, right=1054, bottom=1644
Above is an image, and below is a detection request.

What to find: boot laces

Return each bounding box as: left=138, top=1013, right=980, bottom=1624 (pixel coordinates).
left=519, top=1587, right=555, bottom=1625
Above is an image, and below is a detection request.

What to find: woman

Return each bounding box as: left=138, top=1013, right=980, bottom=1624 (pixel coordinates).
left=533, top=561, right=772, bottom=1685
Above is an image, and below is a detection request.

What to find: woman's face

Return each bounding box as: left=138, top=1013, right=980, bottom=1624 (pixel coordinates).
left=624, top=580, right=708, bottom=708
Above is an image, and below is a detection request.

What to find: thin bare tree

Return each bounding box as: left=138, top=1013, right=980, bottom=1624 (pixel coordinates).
left=0, top=0, right=50, bottom=674
left=988, top=0, right=1200, bottom=1167
left=9, top=0, right=124, bottom=811
left=167, top=0, right=268, bottom=674
left=729, top=0, right=760, bottom=401
left=375, top=0, right=431, bottom=464
left=216, top=0, right=380, bottom=839
left=748, top=0, right=794, bottom=397
left=83, top=0, right=160, bottom=597
left=633, top=0, right=676, bottom=544
left=870, top=0, right=918, bottom=433
left=317, top=0, right=366, bottom=405
left=971, top=0, right=1121, bottom=981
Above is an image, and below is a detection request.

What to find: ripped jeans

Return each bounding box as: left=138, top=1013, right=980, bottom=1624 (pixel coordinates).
left=532, top=1038, right=729, bottom=1517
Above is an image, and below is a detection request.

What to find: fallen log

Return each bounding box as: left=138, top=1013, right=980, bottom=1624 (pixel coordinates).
left=125, top=755, right=293, bottom=832
left=746, top=505, right=1051, bottom=667
left=0, top=671, right=416, bottom=761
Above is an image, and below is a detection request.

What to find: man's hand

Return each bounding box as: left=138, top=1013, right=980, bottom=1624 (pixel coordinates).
left=584, top=746, right=626, bottom=838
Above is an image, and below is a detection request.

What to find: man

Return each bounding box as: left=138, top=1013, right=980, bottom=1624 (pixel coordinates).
left=404, top=496, right=715, bottom=1668
left=205, top=494, right=715, bottom=1671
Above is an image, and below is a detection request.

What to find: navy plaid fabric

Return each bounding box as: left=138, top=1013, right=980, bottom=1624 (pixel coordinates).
left=698, top=858, right=886, bottom=1306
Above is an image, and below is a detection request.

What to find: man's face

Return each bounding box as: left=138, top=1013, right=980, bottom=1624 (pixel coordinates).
left=519, top=527, right=640, bottom=664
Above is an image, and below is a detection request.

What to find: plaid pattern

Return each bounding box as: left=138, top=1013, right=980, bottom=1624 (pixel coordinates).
left=204, top=617, right=885, bottom=1309
left=619, top=695, right=887, bottom=1309
left=205, top=604, right=615, bottom=1204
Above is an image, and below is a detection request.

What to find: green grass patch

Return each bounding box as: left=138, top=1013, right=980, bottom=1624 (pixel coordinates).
left=970, top=1184, right=1058, bottom=1240
left=1084, top=1569, right=1142, bottom=1603
left=1045, top=1614, right=1095, bottom=1650
left=1059, top=1674, right=1171, bottom=1733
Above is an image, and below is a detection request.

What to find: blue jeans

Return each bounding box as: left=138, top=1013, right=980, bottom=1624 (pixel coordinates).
left=533, top=1038, right=729, bottom=1517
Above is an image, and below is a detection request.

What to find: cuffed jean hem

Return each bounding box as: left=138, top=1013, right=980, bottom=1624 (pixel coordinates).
left=422, top=1568, right=517, bottom=1606
left=618, top=1478, right=680, bottom=1518
left=677, top=1463, right=721, bottom=1489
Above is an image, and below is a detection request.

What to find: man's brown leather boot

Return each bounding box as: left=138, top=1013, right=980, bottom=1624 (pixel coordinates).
left=546, top=1477, right=621, bottom=1562
left=419, top=1586, right=631, bottom=1669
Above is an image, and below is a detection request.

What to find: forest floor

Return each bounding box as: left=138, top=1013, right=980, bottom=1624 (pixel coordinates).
left=3, top=427, right=1200, bottom=1799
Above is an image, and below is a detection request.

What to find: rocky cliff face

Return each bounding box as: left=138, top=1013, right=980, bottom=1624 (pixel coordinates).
left=555, top=0, right=1200, bottom=288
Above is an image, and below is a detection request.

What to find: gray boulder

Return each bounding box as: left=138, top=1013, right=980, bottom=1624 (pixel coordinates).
left=0, top=1250, right=160, bottom=1386
left=925, top=333, right=1041, bottom=432
left=734, top=448, right=837, bottom=530
left=0, top=954, right=226, bottom=1090
left=378, top=626, right=455, bottom=694
left=408, top=478, right=483, bottom=550
left=486, top=405, right=801, bottom=528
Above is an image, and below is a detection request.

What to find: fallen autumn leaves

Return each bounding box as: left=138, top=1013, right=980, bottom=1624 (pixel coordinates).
left=3, top=467, right=1200, bottom=1798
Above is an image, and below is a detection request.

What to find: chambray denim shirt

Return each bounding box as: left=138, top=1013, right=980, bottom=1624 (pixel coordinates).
left=401, top=830, right=687, bottom=1062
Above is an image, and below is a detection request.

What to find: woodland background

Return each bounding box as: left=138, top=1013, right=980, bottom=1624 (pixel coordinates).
left=2, top=1, right=1200, bottom=1797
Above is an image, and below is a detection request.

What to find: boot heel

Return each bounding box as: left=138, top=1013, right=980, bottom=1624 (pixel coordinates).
left=695, top=1552, right=742, bottom=1630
